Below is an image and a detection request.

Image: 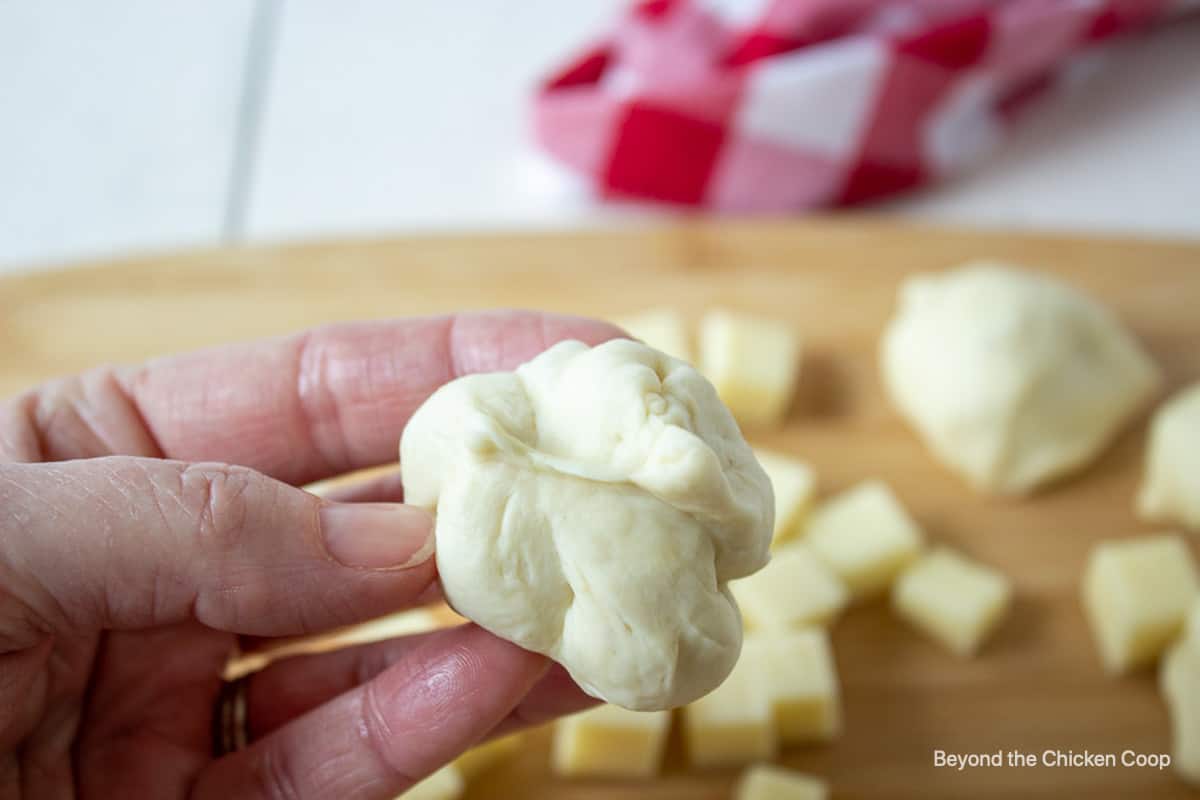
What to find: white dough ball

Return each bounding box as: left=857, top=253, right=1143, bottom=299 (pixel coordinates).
left=881, top=262, right=1160, bottom=494
left=400, top=339, right=773, bottom=710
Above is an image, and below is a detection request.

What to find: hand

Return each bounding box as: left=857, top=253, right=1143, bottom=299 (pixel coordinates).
left=0, top=311, right=617, bottom=799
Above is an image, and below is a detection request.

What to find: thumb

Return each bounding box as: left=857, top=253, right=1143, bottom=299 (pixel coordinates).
left=0, top=457, right=436, bottom=639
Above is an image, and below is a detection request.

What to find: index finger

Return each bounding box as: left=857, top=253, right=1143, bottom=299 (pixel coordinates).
left=120, top=311, right=620, bottom=485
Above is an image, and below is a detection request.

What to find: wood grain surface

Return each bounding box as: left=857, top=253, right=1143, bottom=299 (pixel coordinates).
left=2, top=218, right=1199, bottom=799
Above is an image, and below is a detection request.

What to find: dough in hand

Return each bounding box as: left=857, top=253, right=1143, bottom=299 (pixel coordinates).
left=880, top=262, right=1160, bottom=494
left=400, top=339, right=773, bottom=710
left=1139, top=382, right=1200, bottom=531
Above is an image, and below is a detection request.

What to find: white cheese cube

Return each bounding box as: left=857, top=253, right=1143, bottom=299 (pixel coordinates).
left=734, top=764, right=829, bottom=800
left=551, top=705, right=670, bottom=778
left=754, top=449, right=817, bottom=546
left=1161, top=637, right=1200, bottom=786
left=732, top=544, right=848, bottom=630
left=402, top=765, right=463, bottom=800
left=1082, top=534, right=1200, bottom=674
left=454, top=731, right=523, bottom=781
left=805, top=481, right=924, bottom=599
left=699, top=310, right=801, bottom=428
left=1139, top=381, right=1200, bottom=531
left=758, top=628, right=841, bottom=742
left=613, top=308, right=692, bottom=364
left=685, top=637, right=776, bottom=767
left=892, top=548, right=1013, bottom=657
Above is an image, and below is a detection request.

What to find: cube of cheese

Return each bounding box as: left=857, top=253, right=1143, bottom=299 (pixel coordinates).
left=731, top=544, right=848, bottom=631
left=754, top=449, right=817, bottom=546
left=758, top=629, right=841, bottom=742
left=1082, top=534, right=1200, bottom=674
left=454, top=732, right=523, bottom=781
left=551, top=705, right=670, bottom=778
left=805, top=480, right=924, bottom=599
left=402, top=765, right=463, bottom=800
left=685, top=637, right=776, bottom=767
left=1161, top=637, right=1200, bottom=786
left=1138, top=381, right=1200, bottom=531
left=613, top=308, right=692, bottom=364
left=892, top=548, right=1013, bottom=657
left=734, top=764, right=829, bottom=800
left=699, top=310, right=801, bottom=428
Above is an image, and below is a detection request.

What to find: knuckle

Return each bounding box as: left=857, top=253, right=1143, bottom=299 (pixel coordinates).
left=2, top=365, right=159, bottom=464
left=177, top=462, right=257, bottom=549
left=30, top=369, right=127, bottom=460
left=0, top=393, right=42, bottom=463
left=173, top=461, right=289, bottom=631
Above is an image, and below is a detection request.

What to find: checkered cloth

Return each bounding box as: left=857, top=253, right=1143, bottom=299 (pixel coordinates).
left=534, top=0, right=1190, bottom=210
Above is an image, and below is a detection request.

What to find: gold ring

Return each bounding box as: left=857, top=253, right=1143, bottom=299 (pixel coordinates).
left=211, top=673, right=250, bottom=757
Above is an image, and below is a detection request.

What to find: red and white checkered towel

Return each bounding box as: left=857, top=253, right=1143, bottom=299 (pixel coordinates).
left=534, top=0, right=1189, bottom=211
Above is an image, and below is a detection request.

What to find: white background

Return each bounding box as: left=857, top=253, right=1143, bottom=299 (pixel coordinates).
left=1, top=1, right=1198, bottom=276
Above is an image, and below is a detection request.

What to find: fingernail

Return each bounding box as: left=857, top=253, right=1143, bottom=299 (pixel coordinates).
left=320, top=503, right=434, bottom=569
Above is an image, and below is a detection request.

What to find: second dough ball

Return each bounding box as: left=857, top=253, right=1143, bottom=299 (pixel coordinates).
left=881, top=262, right=1160, bottom=495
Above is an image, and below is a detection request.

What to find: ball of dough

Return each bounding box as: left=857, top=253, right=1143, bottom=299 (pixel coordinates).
left=1139, top=382, right=1200, bottom=530
left=400, top=339, right=773, bottom=710
left=880, top=262, right=1160, bottom=494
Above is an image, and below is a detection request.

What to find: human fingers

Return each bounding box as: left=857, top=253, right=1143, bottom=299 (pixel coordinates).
left=69, top=623, right=226, bottom=799
left=0, top=457, right=436, bottom=639
left=243, top=626, right=596, bottom=740
left=1, top=312, right=621, bottom=487
left=193, top=625, right=550, bottom=800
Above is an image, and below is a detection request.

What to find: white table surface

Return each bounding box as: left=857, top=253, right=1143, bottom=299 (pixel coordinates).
left=2, top=1, right=1198, bottom=276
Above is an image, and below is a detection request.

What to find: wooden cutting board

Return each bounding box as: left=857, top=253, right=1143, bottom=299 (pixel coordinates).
left=2, top=218, right=1199, bottom=799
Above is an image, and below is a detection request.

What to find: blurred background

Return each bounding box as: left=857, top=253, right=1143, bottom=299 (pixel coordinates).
left=1, top=0, right=1199, bottom=275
